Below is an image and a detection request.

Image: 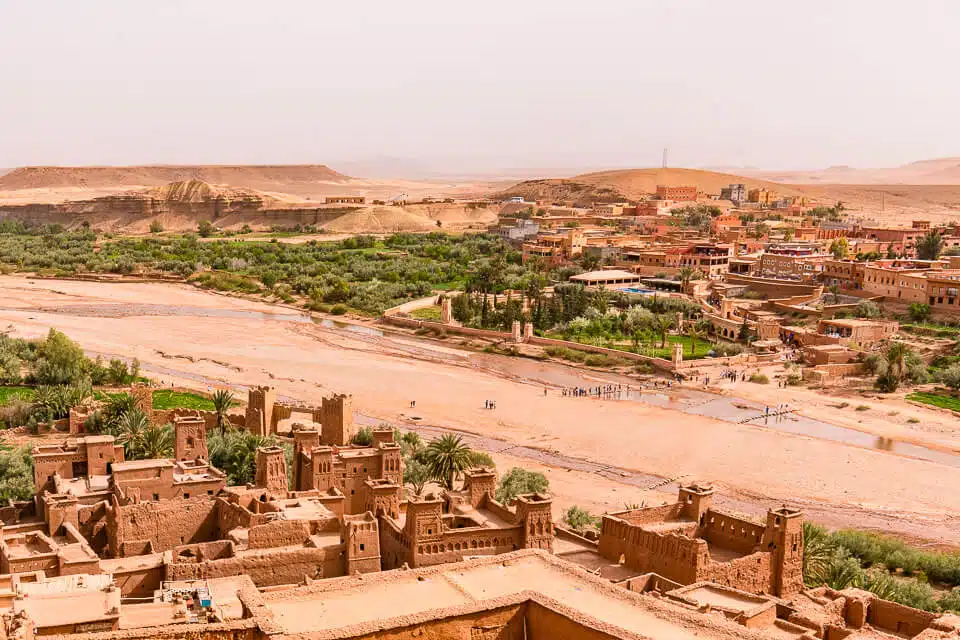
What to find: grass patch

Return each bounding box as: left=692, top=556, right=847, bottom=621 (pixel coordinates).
left=152, top=390, right=215, bottom=411
left=906, top=391, right=960, bottom=412
left=554, top=334, right=714, bottom=360
left=855, top=405, right=870, bottom=411
left=411, top=306, right=442, bottom=321
left=0, top=386, right=35, bottom=406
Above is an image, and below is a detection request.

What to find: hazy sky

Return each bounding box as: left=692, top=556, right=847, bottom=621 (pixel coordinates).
left=1, top=0, right=958, bottom=172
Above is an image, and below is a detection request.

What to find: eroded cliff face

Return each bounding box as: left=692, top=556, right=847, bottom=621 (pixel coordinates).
left=0, top=180, right=349, bottom=231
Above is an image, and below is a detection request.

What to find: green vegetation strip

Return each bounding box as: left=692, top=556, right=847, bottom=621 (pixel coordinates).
left=906, top=391, right=960, bottom=412
left=151, top=389, right=216, bottom=411
left=0, top=386, right=35, bottom=406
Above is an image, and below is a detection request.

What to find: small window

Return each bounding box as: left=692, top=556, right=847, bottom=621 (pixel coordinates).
left=183, top=493, right=190, bottom=499
left=207, top=490, right=214, bottom=495
left=153, top=493, right=159, bottom=501
left=359, top=543, right=365, bottom=551
left=351, top=489, right=355, bottom=495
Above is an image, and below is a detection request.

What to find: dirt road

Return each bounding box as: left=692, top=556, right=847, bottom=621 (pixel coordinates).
left=1, top=276, right=957, bottom=544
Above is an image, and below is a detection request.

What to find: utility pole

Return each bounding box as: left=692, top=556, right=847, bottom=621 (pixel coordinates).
left=662, top=148, right=668, bottom=169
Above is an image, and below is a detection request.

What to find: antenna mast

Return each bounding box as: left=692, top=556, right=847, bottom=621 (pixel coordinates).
left=662, top=148, right=668, bottom=168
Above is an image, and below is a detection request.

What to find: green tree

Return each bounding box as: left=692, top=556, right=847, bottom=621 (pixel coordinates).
left=197, top=220, right=214, bottom=238
left=564, top=505, right=600, bottom=533
left=686, top=324, right=704, bottom=357
left=423, top=434, right=473, bottom=489
left=936, top=363, right=960, bottom=392
left=138, top=424, right=174, bottom=459
left=827, top=284, right=841, bottom=304
left=116, top=408, right=151, bottom=459
left=0, top=446, right=34, bottom=501
left=351, top=427, right=374, bottom=446
left=149, top=220, right=164, bottom=233
left=916, top=231, right=944, bottom=261
left=651, top=314, right=673, bottom=349
left=211, top=389, right=235, bottom=435
left=855, top=300, right=881, bottom=318
left=403, top=458, right=431, bottom=497
left=33, top=329, right=89, bottom=385
left=830, top=237, right=850, bottom=260
left=802, top=522, right=836, bottom=587
left=783, top=226, right=795, bottom=242
left=751, top=222, right=769, bottom=240
left=495, top=467, right=549, bottom=503
left=908, top=302, right=931, bottom=324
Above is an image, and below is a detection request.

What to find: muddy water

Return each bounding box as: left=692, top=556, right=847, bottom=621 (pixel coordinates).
left=601, top=387, right=960, bottom=468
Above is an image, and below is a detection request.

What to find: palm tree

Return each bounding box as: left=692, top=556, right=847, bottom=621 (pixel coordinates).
left=651, top=314, right=674, bottom=349
left=117, top=409, right=150, bottom=459
left=423, top=434, right=473, bottom=489
left=677, top=267, right=696, bottom=294
left=138, top=424, right=174, bottom=460
left=686, top=325, right=705, bottom=357
left=231, top=434, right=271, bottom=486
left=801, top=521, right=833, bottom=587
left=211, top=389, right=235, bottom=435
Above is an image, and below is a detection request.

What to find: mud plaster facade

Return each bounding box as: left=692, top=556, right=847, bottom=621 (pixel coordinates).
left=244, top=388, right=356, bottom=445
left=379, top=467, right=554, bottom=570
left=598, top=484, right=803, bottom=598
left=293, top=426, right=403, bottom=514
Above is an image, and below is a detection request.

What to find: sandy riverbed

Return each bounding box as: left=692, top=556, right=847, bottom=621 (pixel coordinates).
left=0, top=275, right=957, bottom=544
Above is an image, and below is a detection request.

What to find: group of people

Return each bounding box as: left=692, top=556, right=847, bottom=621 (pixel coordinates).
left=561, top=383, right=633, bottom=399
left=484, top=399, right=497, bottom=409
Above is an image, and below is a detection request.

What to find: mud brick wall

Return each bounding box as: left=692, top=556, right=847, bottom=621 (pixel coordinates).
left=525, top=602, right=624, bottom=640
left=869, top=599, right=937, bottom=637
left=166, top=545, right=344, bottom=587
left=701, top=512, right=766, bottom=555
left=110, top=496, right=219, bottom=557
left=247, top=520, right=314, bottom=550
left=698, top=552, right=774, bottom=595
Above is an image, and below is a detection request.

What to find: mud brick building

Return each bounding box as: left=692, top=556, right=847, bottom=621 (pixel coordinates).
left=597, top=483, right=804, bottom=598
left=292, top=425, right=403, bottom=514
left=379, top=466, right=554, bottom=570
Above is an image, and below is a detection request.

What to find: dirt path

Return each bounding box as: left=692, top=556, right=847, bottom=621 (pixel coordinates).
left=1, top=275, right=958, bottom=545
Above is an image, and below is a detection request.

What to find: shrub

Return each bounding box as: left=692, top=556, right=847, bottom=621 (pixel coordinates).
left=197, top=220, right=214, bottom=237
left=749, top=373, right=769, bottom=384
left=786, top=373, right=803, bottom=386
left=564, top=506, right=600, bottom=533
left=330, top=304, right=348, bottom=315
left=149, top=221, right=164, bottom=233
left=495, top=468, right=549, bottom=503
left=351, top=427, right=374, bottom=446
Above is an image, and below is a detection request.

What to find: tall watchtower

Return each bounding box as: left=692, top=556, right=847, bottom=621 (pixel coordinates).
left=678, top=482, right=715, bottom=526
left=463, top=467, right=497, bottom=507
left=245, top=387, right=276, bottom=437
left=343, top=513, right=381, bottom=575
left=515, top=493, right=554, bottom=552
left=174, top=415, right=208, bottom=462
left=254, top=446, right=288, bottom=495
left=767, top=506, right=804, bottom=598
left=320, top=394, right=355, bottom=446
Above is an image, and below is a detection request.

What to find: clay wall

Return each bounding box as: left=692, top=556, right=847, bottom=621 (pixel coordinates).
left=868, top=597, right=937, bottom=637
left=108, top=495, right=219, bottom=557
left=247, top=520, right=314, bottom=550
left=701, top=511, right=766, bottom=555
left=349, top=605, right=526, bottom=640
left=412, top=527, right=522, bottom=568
left=153, top=409, right=245, bottom=432
left=615, top=503, right=683, bottom=526
left=525, top=602, right=626, bottom=640
left=698, top=551, right=774, bottom=594
left=598, top=516, right=705, bottom=585
left=165, top=544, right=344, bottom=586
left=111, top=561, right=164, bottom=598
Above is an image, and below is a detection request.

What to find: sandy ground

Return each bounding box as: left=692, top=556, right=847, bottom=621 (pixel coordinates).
left=1, top=275, right=958, bottom=544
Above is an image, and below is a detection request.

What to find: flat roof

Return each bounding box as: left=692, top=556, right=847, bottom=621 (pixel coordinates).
left=259, top=550, right=768, bottom=640
left=571, top=270, right=642, bottom=282
left=112, top=459, right=175, bottom=471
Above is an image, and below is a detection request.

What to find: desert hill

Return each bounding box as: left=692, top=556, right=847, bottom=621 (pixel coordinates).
left=737, top=157, right=960, bottom=185
left=497, top=168, right=799, bottom=205
left=0, top=164, right=349, bottom=191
